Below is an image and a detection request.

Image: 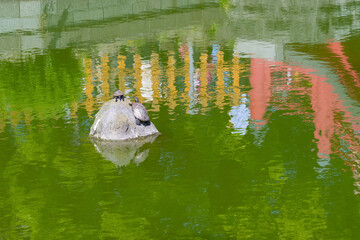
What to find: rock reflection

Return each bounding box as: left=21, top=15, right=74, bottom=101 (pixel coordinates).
left=91, top=135, right=158, bottom=168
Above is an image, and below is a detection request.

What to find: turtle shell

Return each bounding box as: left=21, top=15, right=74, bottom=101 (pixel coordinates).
left=132, top=102, right=149, bottom=122
left=113, top=90, right=123, bottom=97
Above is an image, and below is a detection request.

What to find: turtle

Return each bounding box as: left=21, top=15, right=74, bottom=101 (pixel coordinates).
left=113, top=90, right=125, bottom=102
left=130, top=97, right=150, bottom=126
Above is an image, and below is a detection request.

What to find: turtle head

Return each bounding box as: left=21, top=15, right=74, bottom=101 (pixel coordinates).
left=134, top=96, right=139, bottom=102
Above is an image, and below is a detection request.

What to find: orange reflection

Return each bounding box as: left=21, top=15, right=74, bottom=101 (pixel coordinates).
left=23, top=109, right=33, bottom=129
left=84, top=58, right=95, bottom=117
left=10, top=111, right=21, bottom=128
left=0, top=121, right=4, bottom=133
left=167, top=53, right=177, bottom=111
left=133, top=54, right=143, bottom=102
left=200, top=53, right=208, bottom=109
left=0, top=109, right=6, bottom=132
left=71, top=102, right=78, bottom=119
left=232, top=55, right=241, bottom=105
left=100, top=55, right=110, bottom=101
left=216, top=51, right=225, bottom=109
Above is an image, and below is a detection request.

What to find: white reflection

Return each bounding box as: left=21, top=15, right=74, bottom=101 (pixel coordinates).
left=233, top=38, right=279, bottom=61
left=188, top=41, right=198, bottom=115
left=140, top=60, right=153, bottom=102
left=229, top=94, right=250, bottom=135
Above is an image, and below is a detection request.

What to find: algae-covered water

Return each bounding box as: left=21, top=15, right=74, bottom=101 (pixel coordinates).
left=1, top=0, right=360, bottom=239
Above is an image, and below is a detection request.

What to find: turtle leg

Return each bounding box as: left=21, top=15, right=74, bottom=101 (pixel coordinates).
left=121, top=95, right=125, bottom=101
left=135, top=119, right=141, bottom=125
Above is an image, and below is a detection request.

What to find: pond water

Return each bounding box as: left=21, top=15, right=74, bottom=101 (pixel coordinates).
left=1, top=0, right=360, bottom=239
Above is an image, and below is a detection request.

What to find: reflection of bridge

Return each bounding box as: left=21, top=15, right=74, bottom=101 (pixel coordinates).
left=0, top=0, right=219, bottom=58
left=227, top=0, right=360, bottom=43
left=1, top=0, right=360, bottom=191
left=1, top=0, right=360, bottom=60
left=246, top=42, right=360, bottom=193
left=0, top=0, right=217, bottom=33
left=1, top=36, right=360, bottom=193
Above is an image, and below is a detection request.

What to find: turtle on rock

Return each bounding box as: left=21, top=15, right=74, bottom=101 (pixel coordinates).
left=130, top=97, right=150, bottom=126
left=113, top=90, right=125, bottom=102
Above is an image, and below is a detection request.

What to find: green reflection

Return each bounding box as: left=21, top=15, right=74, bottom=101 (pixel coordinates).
left=1, top=0, right=360, bottom=239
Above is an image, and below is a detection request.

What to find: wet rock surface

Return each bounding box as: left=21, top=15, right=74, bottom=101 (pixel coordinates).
left=89, top=98, right=159, bottom=140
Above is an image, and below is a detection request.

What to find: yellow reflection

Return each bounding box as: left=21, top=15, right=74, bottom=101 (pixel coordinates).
left=151, top=53, right=161, bottom=112
left=0, top=121, right=4, bottom=133
left=216, top=50, right=225, bottom=109
left=23, top=109, right=33, bottom=129
left=200, top=53, right=208, bottom=109
left=100, top=55, right=110, bottom=101
left=79, top=47, right=257, bottom=116
left=84, top=58, right=95, bottom=117
left=167, top=52, right=177, bottom=112
left=0, top=108, right=6, bottom=132
left=10, top=111, right=21, bottom=128
left=71, top=102, right=78, bottom=119
left=133, top=54, right=143, bottom=102
left=117, top=55, right=127, bottom=92
left=232, top=55, right=241, bottom=105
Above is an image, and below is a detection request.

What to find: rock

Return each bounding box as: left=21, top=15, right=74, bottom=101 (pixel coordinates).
left=91, top=134, right=157, bottom=168
left=89, top=98, right=159, bottom=140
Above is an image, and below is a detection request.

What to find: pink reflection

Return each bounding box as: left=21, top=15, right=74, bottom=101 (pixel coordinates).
left=328, top=42, right=360, bottom=87
left=249, top=58, right=272, bottom=125
left=310, top=74, right=335, bottom=157
left=249, top=55, right=359, bottom=160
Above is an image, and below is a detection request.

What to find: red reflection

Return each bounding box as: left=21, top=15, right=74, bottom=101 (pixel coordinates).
left=310, top=74, right=336, bottom=157
left=328, top=42, right=360, bottom=87
left=249, top=55, right=359, bottom=160
left=246, top=41, right=360, bottom=193
left=249, top=58, right=272, bottom=125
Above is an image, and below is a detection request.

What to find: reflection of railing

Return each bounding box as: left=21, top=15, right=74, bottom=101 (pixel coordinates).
left=167, top=53, right=177, bottom=112
left=79, top=45, right=251, bottom=118
left=2, top=41, right=360, bottom=198
left=84, top=58, right=95, bottom=117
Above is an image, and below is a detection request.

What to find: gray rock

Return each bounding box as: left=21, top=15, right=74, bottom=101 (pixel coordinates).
left=89, top=98, right=159, bottom=140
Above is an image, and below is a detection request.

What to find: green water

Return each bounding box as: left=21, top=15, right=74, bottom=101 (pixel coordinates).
left=1, top=0, right=360, bottom=239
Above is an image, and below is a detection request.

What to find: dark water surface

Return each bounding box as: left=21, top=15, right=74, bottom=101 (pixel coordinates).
left=1, top=0, right=360, bottom=239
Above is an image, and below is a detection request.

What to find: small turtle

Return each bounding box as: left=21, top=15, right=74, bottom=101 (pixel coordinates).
left=113, top=90, right=125, bottom=102
left=130, top=97, right=150, bottom=126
